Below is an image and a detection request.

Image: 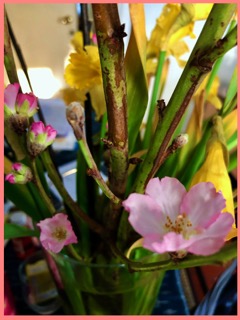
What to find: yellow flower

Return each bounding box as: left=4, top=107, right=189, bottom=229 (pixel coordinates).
left=190, top=116, right=237, bottom=240
left=64, top=32, right=106, bottom=119
left=195, top=75, right=222, bottom=110
left=147, top=4, right=212, bottom=67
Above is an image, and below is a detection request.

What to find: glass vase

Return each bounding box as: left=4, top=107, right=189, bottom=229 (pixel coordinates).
left=49, top=252, right=166, bottom=315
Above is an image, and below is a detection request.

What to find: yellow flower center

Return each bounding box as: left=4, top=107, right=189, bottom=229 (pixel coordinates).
left=164, top=213, right=193, bottom=237
left=52, top=227, right=67, bottom=241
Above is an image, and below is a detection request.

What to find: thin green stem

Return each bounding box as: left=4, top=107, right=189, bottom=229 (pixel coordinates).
left=110, top=240, right=236, bottom=273
left=78, top=139, right=121, bottom=205
left=143, top=51, right=166, bottom=149
left=67, top=244, right=83, bottom=261
left=4, top=7, right=19, bottom=84
left=41, top=150, right=105, bottom=236
left=30, top=158, right=56, bottom=216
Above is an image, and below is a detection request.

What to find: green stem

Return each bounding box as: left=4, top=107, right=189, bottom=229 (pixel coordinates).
left=4, top=7, right=19, bottom=84
left=205, top=19, right=236, bottom=95
left=41, top=150, right=105, bottom=236
left=67, top=244, right=83, bottom=261
left=30, top=158, right=56, bottom=216
left=143, top=51, right=166, bottom=149
left=133, top=4, right=237, bottom=194
left=78, top=139, right=121, bottom=205
left=110, top=240, right=236, bottom=272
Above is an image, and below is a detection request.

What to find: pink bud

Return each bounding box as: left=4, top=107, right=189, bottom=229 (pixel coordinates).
left=4, top=83, right=20, bottom=112
left=5, top=174, right=16, bottom=184
left=12, top=163, right=23, bottom=172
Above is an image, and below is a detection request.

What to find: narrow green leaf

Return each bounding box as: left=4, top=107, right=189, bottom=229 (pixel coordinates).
left=222, top=67, right=237, bottom=116
left=4, top=223, right=39, bottom=239
left=125, top=4, right=148, bottom=154
left=228, top=150, right=237, bottom=172
left=4, top=181, right=42, bottom=221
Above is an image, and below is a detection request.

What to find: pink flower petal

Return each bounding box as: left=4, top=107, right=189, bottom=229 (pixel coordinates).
left=184, top=213, right=233, bottom=255
left=45, top=125, right=57, bottom=142
left=4, top=83, right=20, bottom=111
left=122, top=194, right=164, bottom=236
left=37, top=213, right=77, bottom=253
left=143, top=232, right=195, bottom=254
left=30, top=121, right=45, bottom=135
left=146, top=177, right=186, bottom=220
left=5, top=174, right=15, bottom=184
left=12, top=163, right=22, bottom=172
left=180, top=182, right=226, bottom=227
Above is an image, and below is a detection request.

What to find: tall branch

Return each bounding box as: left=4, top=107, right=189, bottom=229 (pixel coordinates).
left=92, top=4, right=128, bottom=233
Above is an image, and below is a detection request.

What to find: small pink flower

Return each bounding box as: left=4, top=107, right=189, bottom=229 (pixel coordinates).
left=4, top=83, right=38, bottom=118
left=5, top=163, right=33, bottom=184
left=16, top=92, right=38, bottom=116
left=27, top=121, right=57, bottom=156
left=4, top=83, right=20, bottom=112
left=37, top=213, right=78, bottom=253
left=12, top=162, right=23, bottom=172
left=5, top=174, right=16, bottom=184
left=123, top=177, right=234, bottom=257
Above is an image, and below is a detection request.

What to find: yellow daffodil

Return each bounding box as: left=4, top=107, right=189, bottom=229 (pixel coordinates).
left=147, top=4, right=213, bottom=68
left=223, top=108, right=237, bottom=141
left=195, top=75, right=222, bottom=110
left=64, top=32, right=106, bottom=119
left=190, top=115, right=237, bottom=240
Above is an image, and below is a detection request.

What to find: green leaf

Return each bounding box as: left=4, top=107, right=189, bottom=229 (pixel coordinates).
left=125, top=4, right=148, bottom=154
left=4, top=223, right=40, bottom=239
left=4, top=181, right=42, bottom=221
left=222, top=67, right=237, bottom=116
left=228, top=150, right=237, bottom=172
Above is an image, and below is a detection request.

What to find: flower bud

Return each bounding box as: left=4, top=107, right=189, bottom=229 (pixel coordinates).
left=5, top=163, right=33, bottom=184
left=66, top=102, right=85, bottom=140
left=27, top=121, right=57, bottom=157
left=4, top=83, right=38, bottom=134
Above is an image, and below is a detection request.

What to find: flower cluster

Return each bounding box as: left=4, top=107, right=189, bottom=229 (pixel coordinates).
left=4, top=4, right=237, bottom=266
left=5, top=163, right=33, bottom=184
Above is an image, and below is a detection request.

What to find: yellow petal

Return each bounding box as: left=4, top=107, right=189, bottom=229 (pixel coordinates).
left=64, top=46, right=102, bottom=92
left=147, top=4, right=181, bottom=56
left=89, top=84, right=106, bottom=120
left=179, top=89, right=204, bottom=167
left=190, top=116, right=236, bottom=239
left=129, top=4, right=147, bottom=72
left=60, top=87, right=87, bottom=106
left=126, top=238, right=144, bottom=259
left=190, top=4, right=213, bottom=20
left=223, top=109, right=237, bottom=141
left=71, top=31, right=83, bottom=50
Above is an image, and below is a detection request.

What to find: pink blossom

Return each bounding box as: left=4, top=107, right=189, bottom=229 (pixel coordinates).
left=122, top=177, right=234, bottom=257
left=4, top=83, right=38, bottom=117
left=45, top=125, right=58, bottom=143
left=37, top=213, right=78, bottom=253
left=4, top=83, right=20, bottom=112
left=5, top=174, right=16, bottom=184
left=28, top=121, right=57, bottom=156
left=30, top=121, right=45, bottom=135
left=29, top=121, right=57, bottom=145
left=16, top=92, right=38, bottom=116
left=12, top=163, right=23, bottom=172
left=5, top=163, right=33, bottom=184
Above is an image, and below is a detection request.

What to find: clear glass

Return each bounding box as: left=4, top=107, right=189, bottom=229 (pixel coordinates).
left=50, top=252, right=166, bottom=315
